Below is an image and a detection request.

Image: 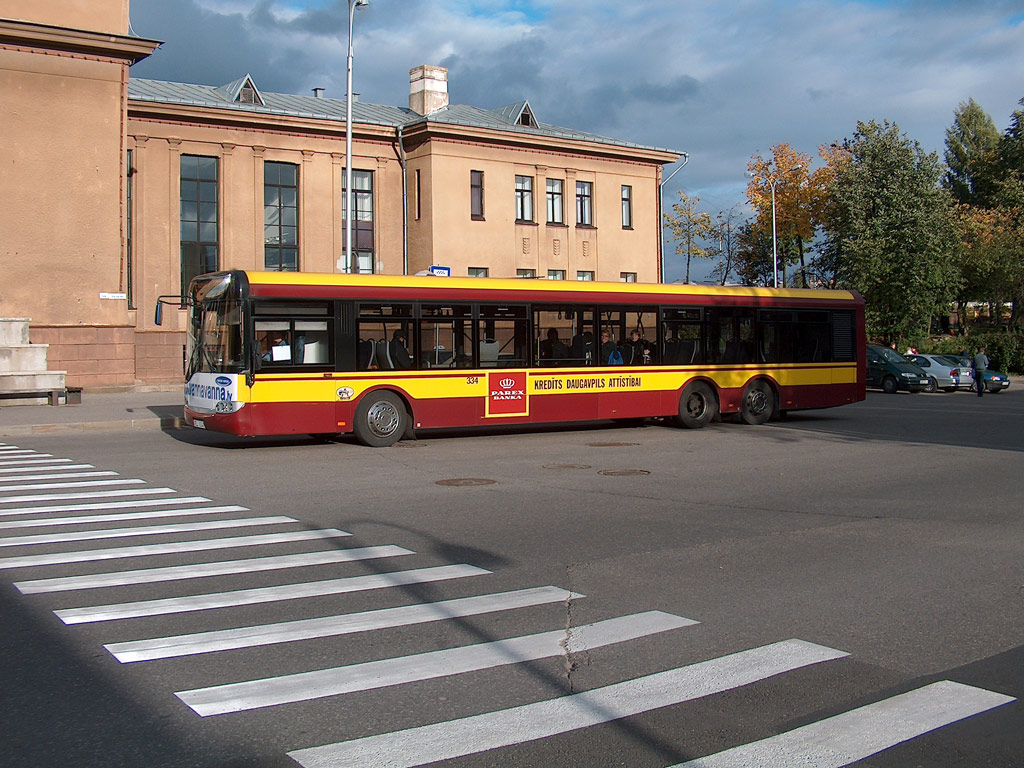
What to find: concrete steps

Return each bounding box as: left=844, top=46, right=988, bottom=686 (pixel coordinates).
left=0, top=318, right=67, bottom=406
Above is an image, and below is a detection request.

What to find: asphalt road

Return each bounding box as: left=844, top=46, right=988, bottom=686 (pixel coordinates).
left=1, top=387, right=1022, bottom=767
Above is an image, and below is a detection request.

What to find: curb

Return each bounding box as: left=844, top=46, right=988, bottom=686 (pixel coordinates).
left=0, top=417, right=187, bottom=438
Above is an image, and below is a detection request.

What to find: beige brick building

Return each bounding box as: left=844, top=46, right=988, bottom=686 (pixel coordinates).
left=1, top=0, right=680, bottom=388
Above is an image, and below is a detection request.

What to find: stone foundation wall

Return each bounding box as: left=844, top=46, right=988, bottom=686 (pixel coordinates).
left=31, top=326, right=185, bottom=387
left=136, top=330, right=186, bottom=383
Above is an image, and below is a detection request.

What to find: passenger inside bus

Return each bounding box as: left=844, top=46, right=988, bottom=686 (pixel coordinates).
left=260, top=331, right=290, bottom=362
left=570, top=331, right=594, bottom=364
left=389, top=329, right=413, bottom=369
left=539, top=328, right=569, bottom=366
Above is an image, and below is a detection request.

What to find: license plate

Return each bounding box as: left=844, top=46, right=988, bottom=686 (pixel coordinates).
left=919, top=380, right=928, bottom=385
left=193, top=419, right=206, bottom=429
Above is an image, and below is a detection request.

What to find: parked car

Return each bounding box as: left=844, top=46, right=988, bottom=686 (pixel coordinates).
left=936, top=355, right=975, bottom=390
left=937, top=354, right=1011, bottom=393
left=904, top=353, right=959, bottom=392
left=972, top=367, right=1011, bottom=394
left=865, top=345, right=930, bottom=393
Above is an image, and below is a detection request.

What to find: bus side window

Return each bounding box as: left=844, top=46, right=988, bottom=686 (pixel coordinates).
left=253, top=301, right=333, bottom=369
left=256, top=322, right=292, bottom=363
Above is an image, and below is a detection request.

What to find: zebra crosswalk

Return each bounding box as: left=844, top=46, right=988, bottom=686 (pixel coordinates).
left=0, top=440, right=1015, bottom=767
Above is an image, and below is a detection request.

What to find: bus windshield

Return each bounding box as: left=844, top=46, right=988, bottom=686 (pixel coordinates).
left=186, top=274, right=245, bottom=378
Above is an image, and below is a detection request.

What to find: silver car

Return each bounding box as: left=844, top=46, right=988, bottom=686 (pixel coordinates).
left=905, top=354, right=960, bottom=392
left=936, top=355, right=976, bottom=390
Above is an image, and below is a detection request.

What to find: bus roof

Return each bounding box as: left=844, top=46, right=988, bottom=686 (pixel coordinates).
left=229, top=271, right=861, bottom=306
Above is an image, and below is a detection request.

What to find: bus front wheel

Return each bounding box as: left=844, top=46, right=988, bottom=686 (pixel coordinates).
left=677, top=381, right=717, bottom=429
left=740, top=379, right=775, bottom=425
left=354, top=391, right=408, bottom=447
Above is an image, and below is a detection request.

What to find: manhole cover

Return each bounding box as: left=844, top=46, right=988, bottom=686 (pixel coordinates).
left=587, top=442, right=640, bottom=448
left=435, top=478, right=498, bottom=487
left=542, top=463, right=592, bottom=470
left=597, top=469, right=651, bottom=476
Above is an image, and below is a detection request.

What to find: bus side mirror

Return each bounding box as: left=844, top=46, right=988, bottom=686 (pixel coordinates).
left=154, top=295, right=188, bottom=327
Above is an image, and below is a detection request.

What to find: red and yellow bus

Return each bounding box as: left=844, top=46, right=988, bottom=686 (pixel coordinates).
left=173, top=270, right=865, bottom=446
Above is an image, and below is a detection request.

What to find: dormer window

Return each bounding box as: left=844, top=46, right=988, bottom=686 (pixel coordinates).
left=215, top=74, right=265, bottom=107
left=518, top=104, right=537, bottom=128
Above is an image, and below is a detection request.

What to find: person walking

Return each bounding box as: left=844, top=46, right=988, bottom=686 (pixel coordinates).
left=973, top=347, right=989, bottom=398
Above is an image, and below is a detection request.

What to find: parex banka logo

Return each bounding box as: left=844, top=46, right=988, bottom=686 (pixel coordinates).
left=487, top=372, right=528, bottom=417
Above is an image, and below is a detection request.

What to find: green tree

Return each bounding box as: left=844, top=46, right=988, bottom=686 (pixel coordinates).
left=943, top=98, right=1001, bottom=205
left=947, top=97, right=1024, bottom=328
left=732, top=221, right=775, bottom=287
left=827, top=120, right=960, bottom=342
left=664, top=189, right=715, bottom=283
left=807, top=142, right=853, bottom=289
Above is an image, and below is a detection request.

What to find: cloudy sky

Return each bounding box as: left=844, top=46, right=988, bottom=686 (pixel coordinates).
left=127, top=0, right=1024, bottom=282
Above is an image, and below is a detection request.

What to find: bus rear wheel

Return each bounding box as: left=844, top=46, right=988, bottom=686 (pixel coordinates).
left=677, top=381, right=717, bottom=429
left=354, top=391, right=408, bottom=447
left=740, top=379, right=775, bottom=425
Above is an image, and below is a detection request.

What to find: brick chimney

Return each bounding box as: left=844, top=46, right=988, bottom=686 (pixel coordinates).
left=409, top=65, right=448, bottom=115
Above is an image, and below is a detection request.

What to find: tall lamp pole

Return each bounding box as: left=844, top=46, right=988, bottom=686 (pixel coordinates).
left=750, top=164, right=801, bottom=288
left=344, top=0, right=368, bottom=273
left=658, top=152, right=688, bottom=283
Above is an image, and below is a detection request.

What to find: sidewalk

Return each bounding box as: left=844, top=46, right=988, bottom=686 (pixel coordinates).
left=0, top=387, right=185, bottom=438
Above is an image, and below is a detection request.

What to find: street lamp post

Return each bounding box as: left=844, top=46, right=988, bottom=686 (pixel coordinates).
left=750, top=164, right=802, bottom=288
left=658, top=152, right=688, bottom=283
left=344, top=0, right=368, bottom=274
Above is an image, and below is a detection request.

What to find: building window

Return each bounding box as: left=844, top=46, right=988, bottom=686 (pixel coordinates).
left=343, top=169, right=375, bottom=274
left=516, top=269, right=536, bottom=279
left=576, top=181, right=593, bottom=226
left=546, top=178, right=563, bottom=224
left=471, top=170, right=484, bottom=219
left=621, top=185, right=633, bottom=228
left=180, top=154, right=218, bottom=299
left=469, top=267, right=489, bottom=278
left=547, top=269, right=565, bottom=280
left=415, top=169, right=421, bottom=221
left=577, top=270, right=594, bottom=281
left=265, top=161, right=298, bottom=271
left=620, top=272, right=637, bottom=283
left=515, top=175, right=534, bottom=223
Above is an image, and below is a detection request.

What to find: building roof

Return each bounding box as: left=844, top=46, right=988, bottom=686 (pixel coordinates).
left=127, top=76, right=680, bottom=157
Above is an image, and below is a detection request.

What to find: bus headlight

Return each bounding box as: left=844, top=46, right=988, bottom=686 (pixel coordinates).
left=214, top=400, right=243, bottom=413
left=336, top=387, right=354, bottom=401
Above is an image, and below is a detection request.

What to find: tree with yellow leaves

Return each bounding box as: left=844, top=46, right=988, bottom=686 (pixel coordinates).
left=745, top=144, right=814, bottom=286
left=664, top=189, right=716, bottom=284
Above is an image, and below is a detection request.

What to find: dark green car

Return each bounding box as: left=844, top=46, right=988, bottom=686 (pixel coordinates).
left=865, top=345, right=930, bottom=393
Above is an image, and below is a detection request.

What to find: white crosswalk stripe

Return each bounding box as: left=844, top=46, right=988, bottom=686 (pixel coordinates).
left=0, top=505, right=249, bottom=531
left=105, top=586, right=584, bottom=663
left=0, top=486, right=177, bottom=505
left=0, top=455, right=62, bottom=465
left=177, top=610, right=697, bottom=716
left=0, top=515, right=296, bottom=549
left=0, top=496, right=212, bottom=517
left=15, top=545, right=414, bottom=593
left=57, top=563, right=490, bottom=624
left=0, top=528, right=352, bottom=569
left=671, top=681, right=1015, bottom=768
left=0, top=478, right=143, bottom=492
left=285, top=639, right=849, bottom=768
left=0, top=470, right=113, bottom=482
